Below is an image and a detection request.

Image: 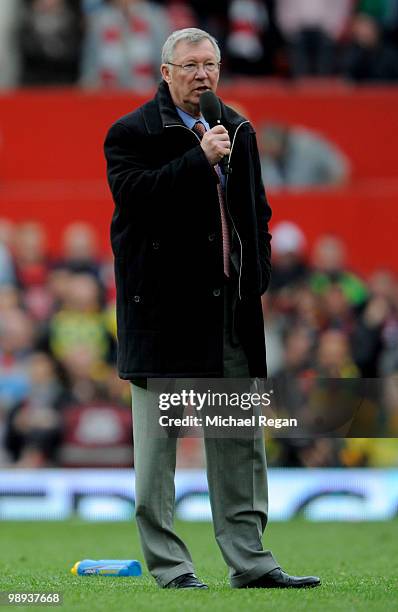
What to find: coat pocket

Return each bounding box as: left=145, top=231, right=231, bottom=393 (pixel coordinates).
left=114, top=256, right=161, bottom=332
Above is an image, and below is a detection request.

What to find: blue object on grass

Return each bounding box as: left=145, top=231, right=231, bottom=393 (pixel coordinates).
left=71, top=559, right=142, bottom=577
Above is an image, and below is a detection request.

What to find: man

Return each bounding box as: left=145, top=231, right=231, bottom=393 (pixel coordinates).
left=104, top=27, right=320, bottom=590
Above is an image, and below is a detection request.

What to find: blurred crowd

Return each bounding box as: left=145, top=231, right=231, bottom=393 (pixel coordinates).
left=1, top=0, right=398, bottom=90
left=1, top=217, right=397, bottom=469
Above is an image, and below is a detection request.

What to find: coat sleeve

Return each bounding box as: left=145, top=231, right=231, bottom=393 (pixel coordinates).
left=104, top=120, right=218, bottom=221
left=250, top=131, right=272, bottom=294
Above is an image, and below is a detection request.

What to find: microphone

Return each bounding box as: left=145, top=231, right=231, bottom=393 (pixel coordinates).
left=199, top=90, right=230, bottom=175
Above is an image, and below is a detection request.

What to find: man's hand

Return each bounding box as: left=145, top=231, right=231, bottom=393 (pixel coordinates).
left=200, top=125, right=231, bottom=166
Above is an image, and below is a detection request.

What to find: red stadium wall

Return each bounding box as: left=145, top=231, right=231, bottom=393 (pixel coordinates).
left=0, top=85, right=397, bottom=275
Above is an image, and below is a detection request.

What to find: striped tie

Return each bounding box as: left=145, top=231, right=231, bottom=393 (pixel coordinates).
left=192, top=121, right=230, bottom=277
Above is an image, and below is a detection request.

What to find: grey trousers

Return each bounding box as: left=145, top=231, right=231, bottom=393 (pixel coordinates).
left=130, top=282, right=278, bottom=587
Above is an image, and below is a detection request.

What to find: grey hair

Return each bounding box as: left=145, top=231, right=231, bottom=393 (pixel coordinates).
left=161, top=28, right=221, bottom=64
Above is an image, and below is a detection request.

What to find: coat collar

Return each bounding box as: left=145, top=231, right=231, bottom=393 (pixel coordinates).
left=142, top=80, right=249, bottom=136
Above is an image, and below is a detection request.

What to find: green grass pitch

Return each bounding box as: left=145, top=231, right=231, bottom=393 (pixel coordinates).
left=0, top=520, right=397, bottom=611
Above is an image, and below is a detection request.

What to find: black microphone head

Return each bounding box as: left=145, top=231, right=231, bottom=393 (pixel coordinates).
left=199, top=90, right=221, bottom=129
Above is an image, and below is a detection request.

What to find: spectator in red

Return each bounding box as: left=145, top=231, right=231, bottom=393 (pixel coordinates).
left=58, top=362, right=133, bottom=468
left=166, top=1, right=197, bottom=31
left=12, top=222, right=53, bottom=322
left=13, top=222, right=48, bottom=287
left=81, top=0, right=171, bottom=90
left=58, top=221, right=101, bottom=276
left=321, top=284, right=354, bottom=334
left=226, top=0, right=272, bottom=75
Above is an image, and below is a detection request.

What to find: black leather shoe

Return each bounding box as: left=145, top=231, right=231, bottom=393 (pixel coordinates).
left=164, top=573, right=208, bottom=589
left=242, top=568, right=321, bottom=589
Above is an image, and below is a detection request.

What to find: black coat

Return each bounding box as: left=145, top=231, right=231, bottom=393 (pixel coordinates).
left=104, top=81, right=272, bottom=379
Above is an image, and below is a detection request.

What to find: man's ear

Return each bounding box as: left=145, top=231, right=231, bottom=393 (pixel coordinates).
left=160, top=64, right=171, bottom=84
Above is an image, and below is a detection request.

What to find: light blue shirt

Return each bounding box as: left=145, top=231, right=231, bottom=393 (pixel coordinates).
left=176, top=106, right=225, bottom=189
left=176, top=106, right=210, bottom=131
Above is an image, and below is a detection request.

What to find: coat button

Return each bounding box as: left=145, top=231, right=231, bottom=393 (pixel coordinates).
left=152, top=240, right=160, bottom=250
left=208, top=233, right=215, bottom=242
left=213, top=288, right=221, bottom=297
left=133, top=295, right=141, bottom=303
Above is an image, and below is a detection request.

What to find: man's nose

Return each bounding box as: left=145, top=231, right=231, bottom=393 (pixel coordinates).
left=195, top=66, right=208, bottom=78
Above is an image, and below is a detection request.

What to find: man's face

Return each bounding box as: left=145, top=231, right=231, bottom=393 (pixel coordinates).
left=161, top=39, right=220, bottom=117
